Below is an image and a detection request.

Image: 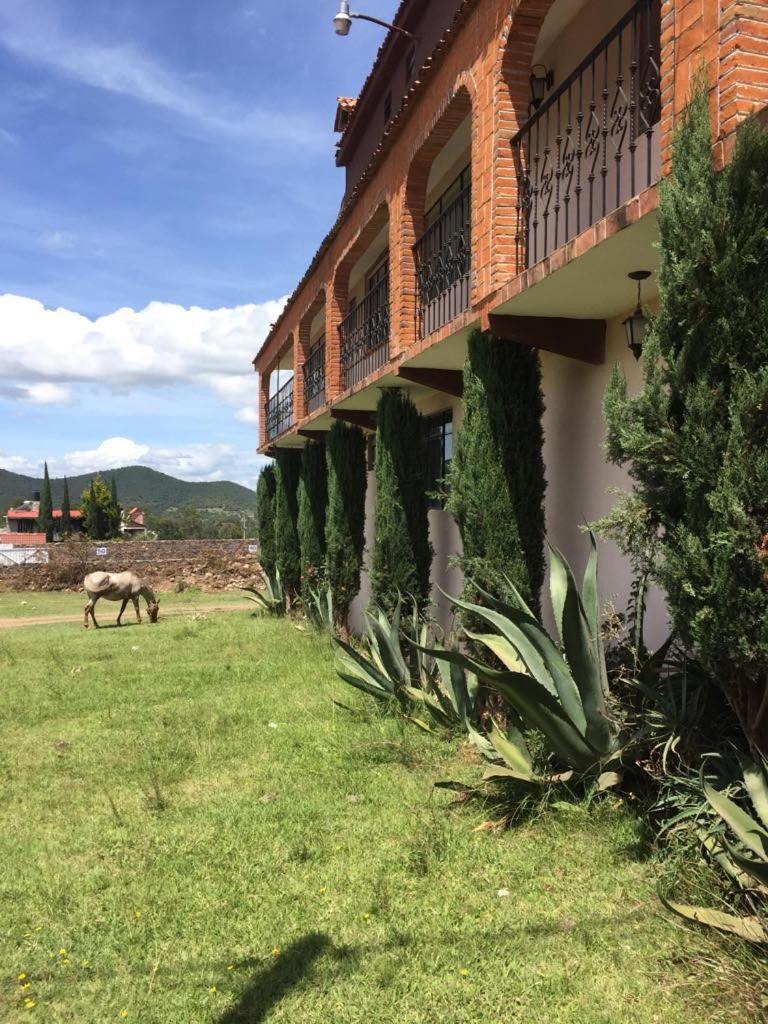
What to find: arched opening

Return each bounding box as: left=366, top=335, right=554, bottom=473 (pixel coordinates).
left=265, top=335, right=295, bottom=441
left=501, top=0, right=661, bottom=270
left=333, top=203, right=390, bottom=391
left=405, top=87, right=473, bottom=339
left=299, top=291, right=326, bottom=417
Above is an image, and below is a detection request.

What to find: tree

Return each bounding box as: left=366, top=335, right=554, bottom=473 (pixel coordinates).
left=274, top=450, right=302, bottom=598
left=297, top=441, right=327, bottom=599
left=602, top=86, right=768, bottom=754
left=38, top=462, right=54, bottom=542
left=448, top=329, right=546, bottom=614
left=325, top=421, right=367, bottom=627
left=81, top=475, right=114, bottom=541
left=256, top=466, right=277, bottom=576
left=370, top=389, right=432, bottom=613
left=60, top=477, right=72, bottom=537
left=109, top=476, right=122, bottom=538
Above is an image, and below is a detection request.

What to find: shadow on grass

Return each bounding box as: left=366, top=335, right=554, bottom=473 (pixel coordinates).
left=218, top=933, right=356, bottom=1024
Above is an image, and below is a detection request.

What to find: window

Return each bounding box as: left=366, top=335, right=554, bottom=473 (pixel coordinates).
left=425, top=165, right=471, bottom=229
left=405, top=46, right=416, bottom=84
left=366, top=253, right=389, bottom=293
left=383, top=91, right=392, bottom=125
left=425, top=409, right=453, bottom=509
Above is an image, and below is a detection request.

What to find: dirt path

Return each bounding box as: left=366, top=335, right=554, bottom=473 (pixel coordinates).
left=0, top=602, right=255, bottom=630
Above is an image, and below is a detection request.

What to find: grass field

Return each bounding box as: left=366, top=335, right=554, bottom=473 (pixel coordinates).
left=0, top=602, right=760, bottom=1023
left=0, top=588, right=247, bottom=622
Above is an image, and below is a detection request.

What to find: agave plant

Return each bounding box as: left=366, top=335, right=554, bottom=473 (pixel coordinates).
left=305, top=583, right=335, bottom=633
left=333, top=599, right=410, bottom=706
left=425, top=535, right=623, bottom=777
left=661, top=755, right=768, bottom=943
left=243, top=570, right=286, bottom=616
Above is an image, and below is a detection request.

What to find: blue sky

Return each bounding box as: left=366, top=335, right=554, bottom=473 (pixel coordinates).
left=0, top=0, right=398, bottom=488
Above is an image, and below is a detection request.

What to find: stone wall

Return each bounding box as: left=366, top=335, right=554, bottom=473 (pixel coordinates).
left=0, top=539, right=263, bottom=593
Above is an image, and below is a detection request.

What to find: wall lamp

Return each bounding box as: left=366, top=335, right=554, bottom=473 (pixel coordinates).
left=623, top=270, right=652, bottom=360
left=529, top=64, right=554, bottom=110
left=333, top=0, right=417, bottom=39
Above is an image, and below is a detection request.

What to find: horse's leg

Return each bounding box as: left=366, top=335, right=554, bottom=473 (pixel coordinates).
left=84, top=600, right=91, bottom=629
left=117, top=598, right=128, bottom=626
left=91, top=596, right=100, bottom=629
left=133, top=597, right=141, bottom=623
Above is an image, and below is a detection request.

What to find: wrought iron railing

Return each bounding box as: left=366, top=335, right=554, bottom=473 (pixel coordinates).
left=339, top=275, right=390, bottom=389
left=265, top=376, right=294, bottom=440
left=414, top=183, right=471, bottom=337
left=303, top=338, right=326, bottom=414
left=512, top=0, right=661, bottom=268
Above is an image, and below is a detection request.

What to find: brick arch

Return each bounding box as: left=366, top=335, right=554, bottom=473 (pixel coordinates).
left=327, top=201, right=390, bottom=396
left=295, top=289, right=326, bottom=419
left=492, top=0, right=559, bottom=289
left=400, top=80, right=477, bottom=347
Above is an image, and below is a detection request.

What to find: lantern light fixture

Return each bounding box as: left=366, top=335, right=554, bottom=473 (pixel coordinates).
left=333, top=1, right=417, bottom=39
left=529, top=64, right=554, bottom=110
left=623, top=270, right=652, bottom=360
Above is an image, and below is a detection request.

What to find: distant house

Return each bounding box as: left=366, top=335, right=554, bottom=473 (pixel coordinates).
left=121, top=507, right=148, bottom=537
left=1, top=497, right=83, bottom=546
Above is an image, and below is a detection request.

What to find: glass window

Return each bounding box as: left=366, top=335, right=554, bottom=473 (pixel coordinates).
left=425, top=409, right=453, bottom=509
left=425, top=165, right=471, bottom=229
left=405, top=47, right=416, bottom=84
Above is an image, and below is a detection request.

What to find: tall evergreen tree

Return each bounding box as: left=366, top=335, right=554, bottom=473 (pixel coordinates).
left=448, top=330, right=546, bottom=614
left=325, top=421, right=367, bottom=627
left=85, top=479, right=100, bottom=539
left=370, top=389, right=432, bottom=613
left=60, top=477, right=72, bottom=537
left=109, top=476, right=122, bottom=538
left=274, top=450, right=302, bottom=598
left=81, top=475, right=112, bottom=541
left=297, top=441, right=327, bottom=598
left=602, top=86, right=768, bottom=754
left=38, top=462, right=54, bottom=542
left=255, top=465, right=277, bottom=576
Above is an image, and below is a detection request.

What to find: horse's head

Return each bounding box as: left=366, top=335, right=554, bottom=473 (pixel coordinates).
left=148, top=600, right=160, bottom=623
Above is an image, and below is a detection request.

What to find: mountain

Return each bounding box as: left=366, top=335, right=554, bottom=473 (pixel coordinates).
left=0, top=465, right=256, bottom=514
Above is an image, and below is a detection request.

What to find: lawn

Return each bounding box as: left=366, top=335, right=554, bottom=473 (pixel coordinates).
left=0, top=606, right=758, bottom=1023
left=0, top=588, right=247, bottom=621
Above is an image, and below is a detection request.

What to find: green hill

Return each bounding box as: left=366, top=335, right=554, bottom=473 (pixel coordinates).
left=0, top=466, right=256, bottom=515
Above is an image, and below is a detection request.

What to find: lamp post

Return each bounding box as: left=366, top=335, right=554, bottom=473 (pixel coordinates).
left=333, top=0, right=417, bottom=39
left=622, top=270, right=652, bottom=360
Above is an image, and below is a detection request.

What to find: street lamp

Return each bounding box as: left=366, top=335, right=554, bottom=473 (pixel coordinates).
left=333, top=1, right=417, bottom=39
left=622, top=270, right=652, bottom=360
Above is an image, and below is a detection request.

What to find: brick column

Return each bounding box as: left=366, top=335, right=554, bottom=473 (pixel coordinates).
left=258, top=366, right=270, bottom=450
left=327, top=268, right=346, bottom=400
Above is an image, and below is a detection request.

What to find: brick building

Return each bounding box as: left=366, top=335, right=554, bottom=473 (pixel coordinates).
left=252, top=0, right=768, bottom=635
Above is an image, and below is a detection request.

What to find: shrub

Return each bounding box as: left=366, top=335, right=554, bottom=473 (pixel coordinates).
left=370, top=389, right=432, bottom=614
left=602, top=86, right=768, bottom=755
left=297, top=441, right=327, bottom=599
left=255, top=466, right=277, bottom=576
left=325, top=421, right=367, bottom=627
left=274, top=450, right=302, bottom=598
left=448, top=329, right=546, bottom=615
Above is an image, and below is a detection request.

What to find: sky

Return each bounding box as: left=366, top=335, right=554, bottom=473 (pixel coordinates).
left=0, top=0, right=399, bottom=489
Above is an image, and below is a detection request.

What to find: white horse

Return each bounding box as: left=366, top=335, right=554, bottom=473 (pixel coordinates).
left=83, top=571, right=159, bottom=629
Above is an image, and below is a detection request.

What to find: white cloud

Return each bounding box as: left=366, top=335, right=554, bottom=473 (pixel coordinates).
left=0, top=292, right=284, bottom=426
left=235, top=406, right=259, bottom=426
left=41, top=230, right=77, bottom=251
left=0, top=1, right=326, bottom=151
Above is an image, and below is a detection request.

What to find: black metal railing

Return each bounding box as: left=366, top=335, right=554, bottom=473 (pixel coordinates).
left=339, top=275, right=390, bottom=389
left=303, top=338, right=326, bottom=414
left=265, top=376, right=294, bottom=440
left=414, top=183, right=471, bottom=337
left=512, top=0, right=661, bottom=268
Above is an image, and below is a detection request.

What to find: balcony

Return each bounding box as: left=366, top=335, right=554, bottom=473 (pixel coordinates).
left=265, top=377, right=294, bottom=441
left=339, top=273, right=390, bottom=390
left=303, top=337, right=326, bottom=415
left=512, top=0, right=661, bottom=268
left=414, top=178, right=471, bottom=337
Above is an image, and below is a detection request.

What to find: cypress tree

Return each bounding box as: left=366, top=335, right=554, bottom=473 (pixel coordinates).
left=274, top=449, right=302, bottom=598
left=60, top=477, right=72, bottom=537
left=448, top=330, right=546, bottom=614
left=255, top=465, right=277, bottom=576
left=38, top=462, right=54, bottom=542
left=370, top=389, right=432, bottom=613
left=297, top=441, right=327, bottom=598
left=109, top=476, right=122, bottom=538
left=602, top=86, right=768, bottom=754
left=85, top=479, right=99, bottom=539
left=325, top=421, right=367, bottom=627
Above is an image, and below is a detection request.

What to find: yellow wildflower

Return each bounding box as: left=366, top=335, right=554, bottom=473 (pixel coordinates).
left=81, top=960, right=89, bottom=968
left=460, top=968, right=469, bottom=977
left=21, top=983, right=30, bottom=991
left=62, top=959, right=70, bottom=966
left=18, top=973, right=27, bottom=981
left=227, top=965, right=234, bottom=972
left=319, top=887, right=327, bottom=894
left=362, top=913, right=370, bottom=921
left=120, top=1012, right=129, bottom=1020
left=271, top=947, right=281, bottom=958
left=208, top=986, right=217, bottom=994
left=24, top=999, right=36, bottom=1009
left=134, top=911, right=142, bottom=920
left=58, top=948, right=66, bottom=956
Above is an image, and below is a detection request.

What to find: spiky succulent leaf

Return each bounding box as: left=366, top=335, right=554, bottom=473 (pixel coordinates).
left=703, top=777, right=768, bottom=860
left=661, top=897, right=768, bottom=943
left=738, top=753, right=768, bottom=831
left=489, top=719, right=533, bottom=773
left=722, top=839, right=768, bottom=886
